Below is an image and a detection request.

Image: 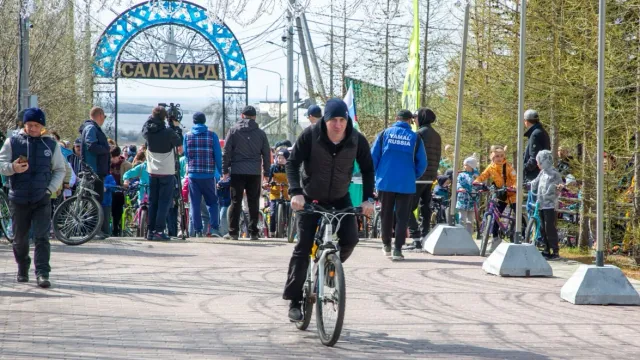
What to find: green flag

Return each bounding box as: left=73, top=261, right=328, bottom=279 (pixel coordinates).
left=402, top=0, right=420, bottom=114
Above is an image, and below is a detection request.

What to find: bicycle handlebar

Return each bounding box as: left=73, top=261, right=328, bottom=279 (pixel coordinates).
left=300, top=203, right=363, bottom=215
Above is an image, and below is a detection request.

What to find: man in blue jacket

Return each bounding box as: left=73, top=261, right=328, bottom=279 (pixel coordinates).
left=371, top=110, right=427, bottom=261
left=184, top=112, right=223, bottom=237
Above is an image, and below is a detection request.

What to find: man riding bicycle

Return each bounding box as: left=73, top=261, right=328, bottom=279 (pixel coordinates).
left=283, top=98, right=375, bottom=321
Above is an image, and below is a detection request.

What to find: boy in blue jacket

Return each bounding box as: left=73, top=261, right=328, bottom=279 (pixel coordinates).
left=217, top=178, right=231, bottom=236
left=371, top=110, right=427, bottom=261
left=101, top=174, right=117, bottom=237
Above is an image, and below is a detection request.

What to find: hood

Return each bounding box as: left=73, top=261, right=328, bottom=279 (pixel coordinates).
left=190, top=123, right=209, bottom=135
left=394, top=121, right=412, bottom=130
left=144, top=116, right=167, bottom=134
left=524, top=122, right=541, bottom=138
left=318, top=114, right=354, bottom=145
left=79, top=119, right=98, bottom=134
left=235, top=118, right=259, bottom=132
left=536, top=150, right=554, bottom=171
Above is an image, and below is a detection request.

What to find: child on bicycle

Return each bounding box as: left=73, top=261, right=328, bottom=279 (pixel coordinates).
left=456, top=157, right=479, bottom=235
left=527, top=150, right=563, bottom=260
left=123, top=158, right=149, bottom=206
left=473, top=145, right=517, bottom=251
left=264, top=149, right=290, bottom=237
left=101, top=174, right=117, bottom=237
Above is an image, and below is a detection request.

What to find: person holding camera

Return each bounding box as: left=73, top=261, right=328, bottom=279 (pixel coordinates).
left=0, top=108, right=66, bottom=288
left=142, top=106, right=183, bottom=240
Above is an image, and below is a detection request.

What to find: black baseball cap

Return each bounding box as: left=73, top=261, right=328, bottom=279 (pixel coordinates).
left=241, top=105, right=257, bottom=117
left=396, top=109, right=414, bottom=120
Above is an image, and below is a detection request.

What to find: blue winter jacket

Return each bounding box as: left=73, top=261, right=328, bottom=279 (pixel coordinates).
left=371, top=121, right=427, bottom=194
left=102, top=174, right=116, bottom=207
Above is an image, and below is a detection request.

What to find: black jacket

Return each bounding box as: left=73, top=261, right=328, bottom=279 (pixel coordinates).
left=523, top=123, right=551, bottom=181
left=287, top=119, right=374, bottom=204
left=415, top=124, right=441, bottom=181
left=142, top=116, right=183, bottom=153
left=79, top=119, right=110, bottom=176
left=222, top=119, right=271, bottom=176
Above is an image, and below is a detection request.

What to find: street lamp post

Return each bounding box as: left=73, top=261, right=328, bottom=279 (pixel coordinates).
left=252, top=67, right=283, bottom=129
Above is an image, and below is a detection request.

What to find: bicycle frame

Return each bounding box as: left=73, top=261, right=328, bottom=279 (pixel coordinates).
left=482, top=188, right=516, bottom=237
left=301, top=204, right=361, bottom=302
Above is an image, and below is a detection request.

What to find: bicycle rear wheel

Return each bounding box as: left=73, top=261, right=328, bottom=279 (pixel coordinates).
left=295, top=267, right=315, bottom=331
left=53, top=196, right=103, bottom=246
left=372, top=212, right=381, bottom=238
left=480, top=214, right=492, bottom=257
left=288, top=210, right=297, bottom=243
left=316, top=253, right=346, bottom=347
left=138, top=209, right=148, bottom=239
left=0, top=191, right=14, bottom=242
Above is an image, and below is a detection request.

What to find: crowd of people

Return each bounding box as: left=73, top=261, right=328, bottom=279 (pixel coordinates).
left=1, top=97, right=614, bottom=317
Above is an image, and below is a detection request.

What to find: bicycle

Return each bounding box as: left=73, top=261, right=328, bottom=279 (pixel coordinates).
left=524, top=184, right=562, bottom=248
left=52, top=163, right=104, bottom=246
left=294, top=202, right=363, bottom=347
left=478, top=186, right=517, bottom=257
left=120, top=185, right=139, bottom=237
left=0, top=190, right=14, bottom=243
left=268, top=181, right=290, bottom=238
left=456, top=185, right=488, bottom=239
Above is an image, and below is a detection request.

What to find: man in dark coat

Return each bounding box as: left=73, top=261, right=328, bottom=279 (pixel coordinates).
left=406, top=108, right=441, bottom=249
left=523, top=109, right=551, bottom=182
left=222, top=106, right=271, bottom=241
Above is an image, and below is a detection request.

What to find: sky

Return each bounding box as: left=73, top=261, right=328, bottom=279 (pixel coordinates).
left=90, top=0, right=461, bottom=110
left=93, top=0, right=339, bottom=107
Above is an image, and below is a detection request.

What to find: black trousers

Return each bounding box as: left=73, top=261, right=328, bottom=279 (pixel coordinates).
left=11, top=195, right=52, bottom=276
left=148, top=176, right=175, bottom=233
left=111, top=192, right=125, bottom=236
left=283, top=195, right=359, bottom=301
left=408, top=182, right=433, bottom=238
left=540, top=209, right=559, bottom=252
left=93, top=175, right=105, bottom=231
left=228, top=174, right=262, bottom=236
left=379, top=191, right=413, bottom=250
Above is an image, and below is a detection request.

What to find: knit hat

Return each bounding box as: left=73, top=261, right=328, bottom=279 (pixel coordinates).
left=463, top=157, right=478, bottom=169
left=565, top=174, right=576, bottom=186
left=323, top=98, right=349, bottom=121
left=277, top=149, right=290, bottom=159
left=193, top=112, right=206, bottom=124
left=23, top=108, right=46, bottom=126
left=305, top=105, right=322, bottom=118
left=74, top=137, right=82, bottom=146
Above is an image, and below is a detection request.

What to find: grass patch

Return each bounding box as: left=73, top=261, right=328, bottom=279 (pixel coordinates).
left=559, top=248, right=640, bottom=281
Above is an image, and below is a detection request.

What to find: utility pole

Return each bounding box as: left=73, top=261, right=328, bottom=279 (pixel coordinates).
left=301, top=13, right=327, bottom=101
left=17, top=0, right=32, bottom=114
left=295, top=14, right=315, bottom=104
left=420, top=0, right=430, bottom=107
left=341, top=0, right=347, bottom=97
left=384, top=0, right=390, bottom=129
left=287, top=1, right=295, bottom=141
left=329, top=0, right=334, bottom=97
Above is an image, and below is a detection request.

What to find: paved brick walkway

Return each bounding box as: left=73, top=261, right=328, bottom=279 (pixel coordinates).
left=1, top=237, right=640, bottom=359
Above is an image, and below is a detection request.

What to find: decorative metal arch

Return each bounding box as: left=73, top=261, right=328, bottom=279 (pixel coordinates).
left=92, top=0, right=247, bottom=141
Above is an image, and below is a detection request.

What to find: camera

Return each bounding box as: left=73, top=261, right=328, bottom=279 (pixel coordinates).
left=158, top=102, right=183, bottom=122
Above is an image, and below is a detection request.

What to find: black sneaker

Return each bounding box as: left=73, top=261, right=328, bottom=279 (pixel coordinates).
left=154, top=232, right=171, bottom=241
left=17, top=273, right=28, bottom=283
left=223, top=233, right=239, bottom=240
left=541, top=251, right=551, bottom=259
left=392, top=249, right=405, bottom=261
left=547, top=252, right=560, bottom=261
left=288, top=301, right=303, bottom=322
left=382, top=245, right=392, bottom=257
left=403, top=240, right=422, bottom=251
left=146, top=231, right=156, bottom=241
left=250, top=233, right=259, bottom=241
left=37, top=275, right=51, bottom=288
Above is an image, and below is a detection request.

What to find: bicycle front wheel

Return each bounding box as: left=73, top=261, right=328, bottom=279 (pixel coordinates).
left=316, top=253, right=346, bottom=347
left=0, top=191, right=14, bottom=242
left=53, top=196, right=103, bottom=246
left=480, top=214, right=493, bottom=257
left=524, top=217, right=538, bottom=245
left=296, top=267, right=315, bottom=331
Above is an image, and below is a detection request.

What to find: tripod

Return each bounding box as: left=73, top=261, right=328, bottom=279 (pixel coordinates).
left=168, top=119, right=188, bottom=240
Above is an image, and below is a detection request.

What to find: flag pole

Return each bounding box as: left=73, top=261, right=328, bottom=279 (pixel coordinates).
left=448, top=1, right=470, bottom=225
